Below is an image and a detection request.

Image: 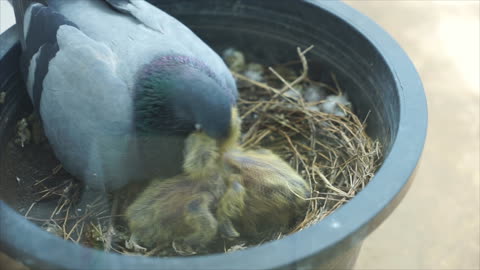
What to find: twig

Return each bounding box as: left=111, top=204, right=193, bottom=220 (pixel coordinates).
left=24, top=202, right=36, bottom=218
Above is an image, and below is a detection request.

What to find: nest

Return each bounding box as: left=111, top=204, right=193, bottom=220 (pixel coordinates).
left=233, top=47, right=382, bottom=234
left=10, top=46, right=382, bottom=256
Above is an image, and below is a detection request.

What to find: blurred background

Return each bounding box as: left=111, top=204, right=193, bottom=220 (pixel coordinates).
left=344, top=1, right=479, bottom=269
left=0, top=0, right=479, bottom=269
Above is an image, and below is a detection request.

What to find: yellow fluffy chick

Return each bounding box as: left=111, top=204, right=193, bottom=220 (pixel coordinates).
left=222, top=148, right=310, bottom=239
left=125, top=130, right=245, bottom=251
left=125, top=108, right=309, bottom=251
left=125, top=171, right=245, bottom=251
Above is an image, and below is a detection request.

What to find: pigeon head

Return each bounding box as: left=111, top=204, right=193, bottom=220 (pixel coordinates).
left=134, top=55, right=237, bottom=139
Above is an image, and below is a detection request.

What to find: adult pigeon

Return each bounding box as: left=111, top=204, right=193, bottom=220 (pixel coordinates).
left=9, top=0, right=238, bottom=191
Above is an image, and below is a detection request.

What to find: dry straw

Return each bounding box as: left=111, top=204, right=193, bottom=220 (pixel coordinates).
left=232, top=46, right=382, bottom=235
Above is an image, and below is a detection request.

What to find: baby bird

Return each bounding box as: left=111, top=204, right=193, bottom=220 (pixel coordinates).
left=319, top=94, right=352, bottom=117
left=125, top=131, right=244, bottom=252
left=222, top=149, right=310, bottom=240
left=125, top=110, right=310, bottom=251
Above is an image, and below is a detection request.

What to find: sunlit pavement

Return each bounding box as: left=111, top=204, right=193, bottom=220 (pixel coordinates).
left=344, top=1, right=479, bottom=269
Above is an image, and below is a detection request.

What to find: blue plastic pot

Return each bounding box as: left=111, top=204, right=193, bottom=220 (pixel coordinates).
left=0, top=1, right=427, bottom=269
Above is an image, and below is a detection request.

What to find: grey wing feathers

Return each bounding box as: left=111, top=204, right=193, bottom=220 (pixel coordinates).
left=19, top=3, right=78, bottom=110
left=8, top=0, right=46, bottom=47
left=39, top=25, right=134, bottom=189
left=102, top=0, right=165, bottom=33
left=103, top=0, right=132, bottom=13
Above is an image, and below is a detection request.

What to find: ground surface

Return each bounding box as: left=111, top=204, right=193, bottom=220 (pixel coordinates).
left=343, top=1, right=480, bottom=269
left=1, top=1, right=479, bottom=269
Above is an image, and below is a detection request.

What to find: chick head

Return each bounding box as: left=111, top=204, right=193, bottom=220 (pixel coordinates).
left=183, top=107, right=241, bottom=178
left=125, top=116, right=244, bottom=250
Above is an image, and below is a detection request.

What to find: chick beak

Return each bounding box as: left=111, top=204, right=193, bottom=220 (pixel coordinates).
left=219, top=107, right=242, bottom=152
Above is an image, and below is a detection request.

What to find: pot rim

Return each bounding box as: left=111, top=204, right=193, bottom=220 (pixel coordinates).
left=0, top=1, right=427, bottom=269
